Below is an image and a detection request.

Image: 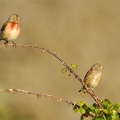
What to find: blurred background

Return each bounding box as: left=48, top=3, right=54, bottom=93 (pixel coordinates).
left=0, top=0, right=120, bottom=120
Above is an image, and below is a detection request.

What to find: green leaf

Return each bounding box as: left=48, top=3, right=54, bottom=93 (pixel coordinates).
left=88, top=106, right=95, bottom=113
left=73, top=102, right=87, bottom=114
left=71, top=64, right=77, bottom=69
left=77, top=101, right=85, bottom=107
left=79, top=107, right=86, bottom=114
left=74, top=100, right=120, bottom=120
left=61, top=68, right=67, bottom=74
left=93, top=103, right=98, bottom=108
left=92, top=116, right=105, bottom=120
left=102, top=99, right=112, bottom=109
left=102, top=109, right=109, bottom=114
left=115, top=103, right=120, bottom=111
left=73, top=106, right=86, bottom=114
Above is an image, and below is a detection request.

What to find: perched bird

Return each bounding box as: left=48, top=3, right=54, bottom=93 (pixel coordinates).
left=0, top=14, right=20, bottom=46
left=78, top=63, right=103, bottom=94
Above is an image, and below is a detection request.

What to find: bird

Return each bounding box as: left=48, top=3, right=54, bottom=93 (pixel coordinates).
left=0, top=14, right=20, bottom=46
left=78, top=63, right=103, bottom=95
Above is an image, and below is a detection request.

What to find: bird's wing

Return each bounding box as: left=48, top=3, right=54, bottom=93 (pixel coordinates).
left=84, top=70, right=92, bottom=82
left=84, top=70, right=98, bottom=85
left=1, top=22, right=7, bottom=32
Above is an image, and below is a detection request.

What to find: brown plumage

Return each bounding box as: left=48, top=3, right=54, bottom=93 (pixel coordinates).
left=0, top=14, right=20, bottom=45
left=78, top=63, right=103, bottom=94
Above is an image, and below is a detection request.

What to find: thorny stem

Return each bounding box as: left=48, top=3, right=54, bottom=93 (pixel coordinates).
left=0, top=88, right=96, bottom=118
left=0, top=43, right=102, bottom=108
left=0, top=88, right=74, bottom=106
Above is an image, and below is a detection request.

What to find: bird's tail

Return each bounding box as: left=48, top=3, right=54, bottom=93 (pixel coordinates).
left=0, top=33, right=2, bottom=40
left=0, top=37, right=2, bottom=40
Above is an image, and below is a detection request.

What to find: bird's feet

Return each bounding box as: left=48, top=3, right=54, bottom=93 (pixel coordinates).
left=4, top=41, right=8, bottom=47
left=12, top=41, right=16, bottom=47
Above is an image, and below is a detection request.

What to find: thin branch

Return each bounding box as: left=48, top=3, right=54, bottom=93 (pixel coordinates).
left=0, top=88, right=74, bottom=106
left=0, top=43, right=102, bottom=108
left=0, top=88, right=96, bottom=118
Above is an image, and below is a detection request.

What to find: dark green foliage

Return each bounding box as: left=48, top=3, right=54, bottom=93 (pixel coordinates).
left=73, top=99, right=120, bottom=120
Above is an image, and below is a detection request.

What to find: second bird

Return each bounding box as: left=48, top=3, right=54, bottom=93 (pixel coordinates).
left=0, top=14, right=20, bottom=45
left=78, top=63, right=103, bottom=94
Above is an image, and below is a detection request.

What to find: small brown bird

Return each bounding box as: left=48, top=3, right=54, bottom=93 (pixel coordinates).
left=0, top=14, right=20, bottom=45
left=78, top=63, right=103, bottom=94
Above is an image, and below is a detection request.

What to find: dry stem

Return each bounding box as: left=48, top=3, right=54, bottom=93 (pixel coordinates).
left=0, top=43, right=102, bottom=107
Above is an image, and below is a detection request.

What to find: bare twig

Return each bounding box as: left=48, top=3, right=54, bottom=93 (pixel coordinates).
left=0, top=88, right=74, bottom=106
left=0, top=43, right=102, bottom=107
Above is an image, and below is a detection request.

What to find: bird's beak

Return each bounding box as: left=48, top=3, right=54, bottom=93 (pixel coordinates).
left=101, top=66, right=104, bottom=69
left=18, top=16, right=21, bottom=20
